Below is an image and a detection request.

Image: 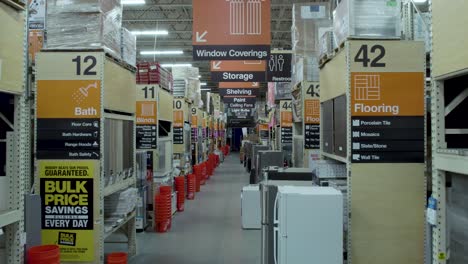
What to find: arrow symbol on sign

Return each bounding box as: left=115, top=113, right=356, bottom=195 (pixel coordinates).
left=212, top=61, right=222, bottom=70
left=252, top=82, right=259, bottom=87
left=196, top=31, right=208, bottom=42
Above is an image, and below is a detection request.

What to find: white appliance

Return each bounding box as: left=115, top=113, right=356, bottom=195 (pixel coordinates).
left=241, top=185, right=261, bottom=229
left=274, top=186, right=343, bottom=264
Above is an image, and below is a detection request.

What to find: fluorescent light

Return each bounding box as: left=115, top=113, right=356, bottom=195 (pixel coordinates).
left=198, top=75, right=202, bottom=78
left=131, top=30, right=169, bottom=36
left=200, top=82, right=207, bottom=86
left=201, top=89, right=211, bottom=91
left=413, top=0, right=427, bottom=2
left=140, top=50, right=183, bottom=55
left=161, top=63, right=192, bottom=68
left=122, top=0, right=145, bottom=5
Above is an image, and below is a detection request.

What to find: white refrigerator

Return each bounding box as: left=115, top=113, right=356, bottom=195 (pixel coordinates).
left=274, top=186, right=343, bottom=264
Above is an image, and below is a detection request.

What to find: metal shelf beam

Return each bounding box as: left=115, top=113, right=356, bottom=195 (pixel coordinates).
left=0, top=210, right=21, bottom=229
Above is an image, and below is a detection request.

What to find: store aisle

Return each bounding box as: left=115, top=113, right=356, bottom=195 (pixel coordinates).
left=130, top=153, right=261, bottom=264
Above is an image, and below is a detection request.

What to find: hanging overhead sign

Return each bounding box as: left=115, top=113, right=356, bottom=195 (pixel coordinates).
left=219, top=88, right=259, bottom=97
left=267, top=52, right=292, bottom=82
left=223, top=96, right=256, bottom=109
left=219, top=82, right=260, bottom=89
left=210, top=60, right=267, bottom=82
left=192, top=0, right=271, bottom=60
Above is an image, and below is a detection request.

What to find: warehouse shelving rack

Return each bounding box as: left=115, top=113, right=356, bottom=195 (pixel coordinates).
left=35, top=50, right=137, bottom=263
left=320, top=40, right=427, bottom=264
left=173, top=97, right=192, bottom=174
left=429, top=1, right=468, bottom=263
left=0, top=1, right=30, bottom=263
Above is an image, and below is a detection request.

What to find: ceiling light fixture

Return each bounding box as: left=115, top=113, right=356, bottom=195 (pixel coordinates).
left=140, top=50, right=183, bottom=55
left=200, top=82, right=207, bottom=86
left=122, top=0, right=145, bottom=5
left=131, top=30, right=169, bottom=36
left=161, top=63, right=192, bottom=68
left=413, top=0, right=427, bottom=2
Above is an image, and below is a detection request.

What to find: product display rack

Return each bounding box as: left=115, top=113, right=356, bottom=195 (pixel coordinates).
left=35, top=50, right=137, bottom=263
left=173, top=97, right=192, bottom=174
left=430, top=1, right=468, bottom=263
left=320, top=40, right=426, bottom=264
left=301, top=81, right=320, bottom=169
left=0, top=1, right=29, bottom=263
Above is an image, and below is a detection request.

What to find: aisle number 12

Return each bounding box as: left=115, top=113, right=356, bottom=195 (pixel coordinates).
left=71, top=55, right=97, bottom=75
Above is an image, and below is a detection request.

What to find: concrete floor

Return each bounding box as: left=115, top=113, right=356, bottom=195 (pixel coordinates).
left=129, top=153, right=261, bottom=264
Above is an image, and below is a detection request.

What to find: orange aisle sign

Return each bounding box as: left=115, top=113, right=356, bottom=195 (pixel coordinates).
left=350, top=72, right=424, bottom=117
left=193, top=0, right=271, bottom=60
left=304, top=99, right=320, bottom=124
left=136, top=101, right=157, bottom=125
left=37, top=80, right=101, bottom=119
left=219, top=82, right=260, bottom=89
left=211, top=60, right=267, bottom=82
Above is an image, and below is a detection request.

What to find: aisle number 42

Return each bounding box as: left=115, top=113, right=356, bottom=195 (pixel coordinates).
left=354, top=44, right=386, bottom=68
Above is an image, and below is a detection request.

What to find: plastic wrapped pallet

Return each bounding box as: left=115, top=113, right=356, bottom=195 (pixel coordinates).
left=274, top=82, right=292, bottom=100
left=414, top=12, right=431, bottom=53
left=319, top=27, right=336, bottom=60
left=314, top=160, right=347, bottom=178
left=104, top=187, right=138, bottom=217
left=292, top=52, right=319, bottom=86
left=291, top=2, right=332, bottom=53
left=333, top=0, right=401, bottom=46
left=46, top=0, right=122, bottom=58
left=121, top=27, right=136, bottom=67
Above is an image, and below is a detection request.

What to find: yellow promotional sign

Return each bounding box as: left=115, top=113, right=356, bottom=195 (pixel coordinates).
left=37, top=80, right=101, bottom=119
left=39, top=160, right=97, bottom=262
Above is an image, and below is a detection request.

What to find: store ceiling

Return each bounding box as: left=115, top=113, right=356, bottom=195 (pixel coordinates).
left=123, top=0, right=330, bottom=90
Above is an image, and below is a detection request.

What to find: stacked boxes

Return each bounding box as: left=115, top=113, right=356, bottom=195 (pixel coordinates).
left=291, top=3, right=332, bottom=85
left=319, top=27, right=336, bottom=60
left=172, top=67, right=200, bottom=101
left=121, top=27, right=136, bottom=67
left=46, top=0, right=123, bottom=59
left=136, top=62, right=173, bottom=92
left=333, top=0, right=401, bottom=45
left=414, top=12, right=431, bottom=52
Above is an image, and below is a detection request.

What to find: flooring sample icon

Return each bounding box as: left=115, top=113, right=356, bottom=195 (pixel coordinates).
left=354, top=75, right=380, bottom=101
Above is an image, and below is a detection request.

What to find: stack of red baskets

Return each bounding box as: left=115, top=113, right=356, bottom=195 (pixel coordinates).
left=201, top=162, right=208, bottom=183
left=193, top=165, right=202, bottom=191
left=187, top=173, right=196, bottom=200
left=175, top=176, right=185, bottom=211
left=155, top=186, right=172, bottom=233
